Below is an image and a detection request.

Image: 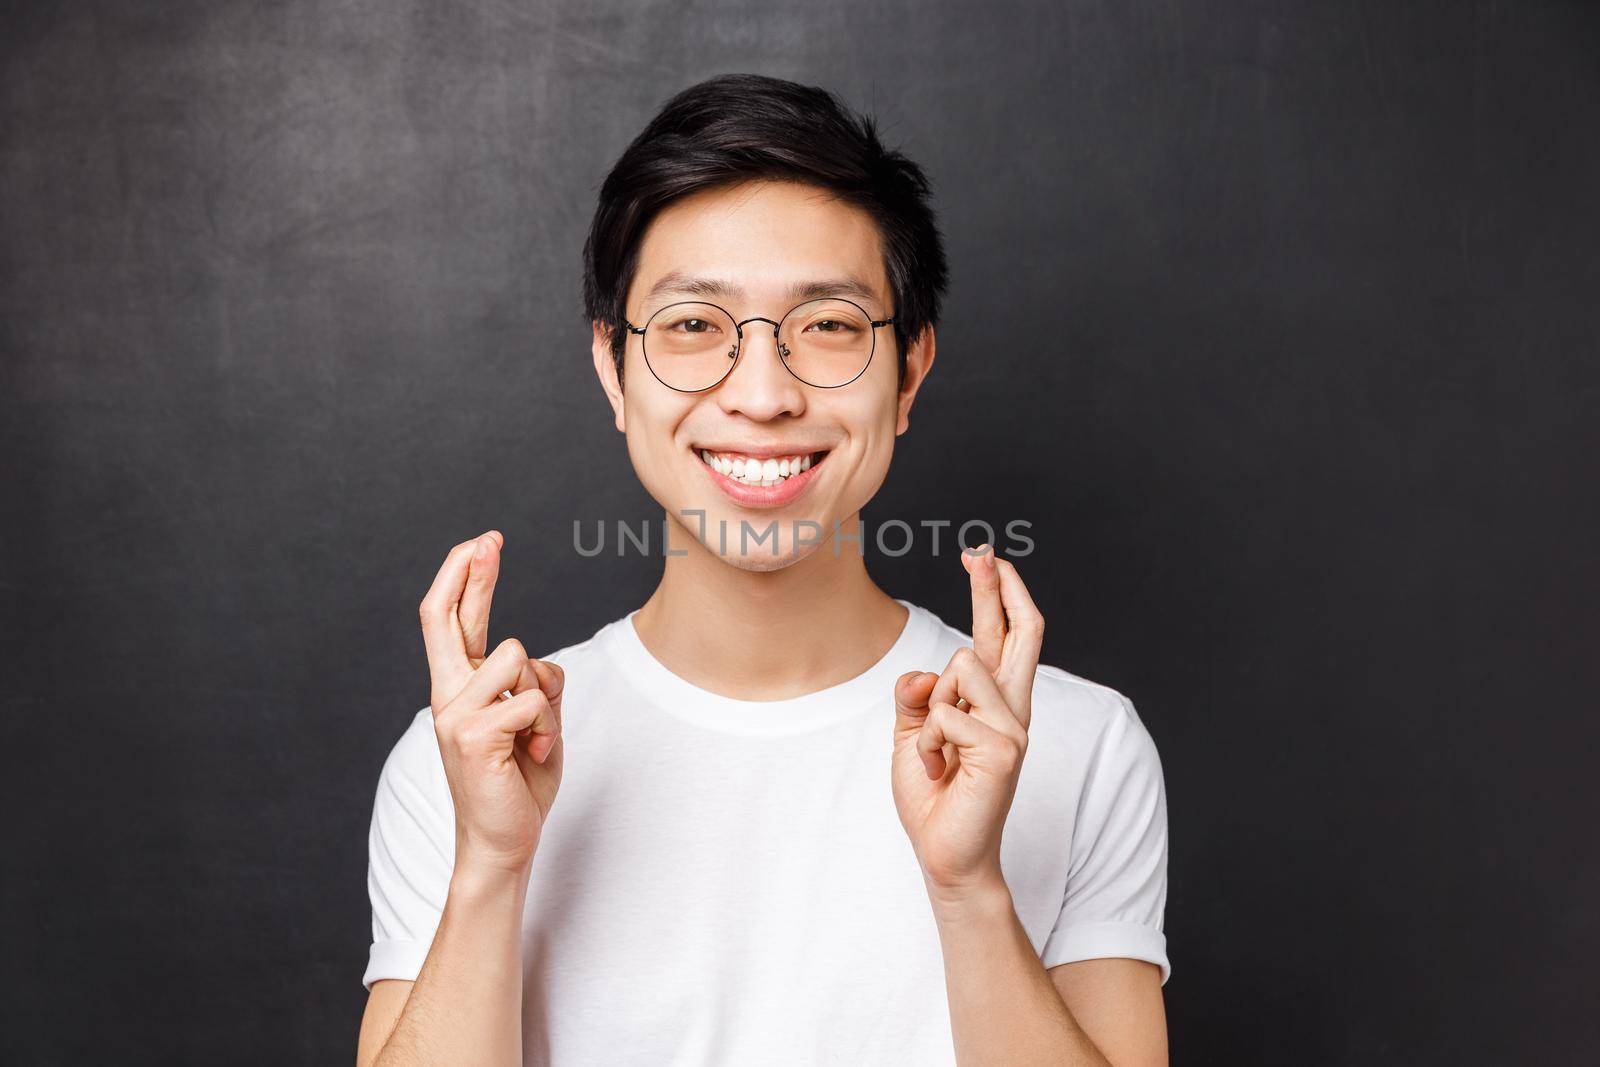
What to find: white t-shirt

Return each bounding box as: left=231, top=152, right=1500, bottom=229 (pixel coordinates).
left=364, top=600, right=1169, bottom=1065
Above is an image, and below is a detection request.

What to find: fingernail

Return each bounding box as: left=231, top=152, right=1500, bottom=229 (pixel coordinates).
left=475, top=536, right=491, bottom=561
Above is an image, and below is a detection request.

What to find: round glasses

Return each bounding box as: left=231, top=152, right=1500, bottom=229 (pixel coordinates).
left=623, top=298, right=896, bottom=392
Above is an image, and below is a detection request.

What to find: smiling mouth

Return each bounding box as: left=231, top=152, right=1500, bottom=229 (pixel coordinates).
left=695, top=448, right=829, bottom=488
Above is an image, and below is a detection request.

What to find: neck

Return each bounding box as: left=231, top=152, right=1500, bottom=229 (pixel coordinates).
left=631, top=512, right=909, bottom=701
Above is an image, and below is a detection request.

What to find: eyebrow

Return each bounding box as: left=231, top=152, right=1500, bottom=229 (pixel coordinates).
left=641, top=271, right=885, bottom=309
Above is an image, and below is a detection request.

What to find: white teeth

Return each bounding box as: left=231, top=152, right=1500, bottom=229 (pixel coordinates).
left=699, top=450, right=822, bottom=485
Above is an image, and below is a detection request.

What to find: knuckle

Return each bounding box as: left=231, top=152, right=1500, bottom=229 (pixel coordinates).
left=456, top=719, right=493, bottom=752
left=528, top=689, right=552, bottom=720
left=541, top=660, right=567, bottom=697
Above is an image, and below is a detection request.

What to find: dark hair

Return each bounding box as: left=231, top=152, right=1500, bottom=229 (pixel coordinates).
left=582, top=74, right=948, bottom=384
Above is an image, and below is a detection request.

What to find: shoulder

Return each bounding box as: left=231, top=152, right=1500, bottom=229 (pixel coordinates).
left=537, top=620, right=614, bottom=673
left=531, top=618, right=627, bottom=724
left=373, top=706, right=447, bottom=813
left=1031, top=665, right=1163, bottom=800
left=906, top=600, right=1160, bottom=767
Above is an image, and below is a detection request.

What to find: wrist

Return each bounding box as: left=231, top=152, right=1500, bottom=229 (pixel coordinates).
left=925, top=870, right=1014, bottom=926
left=450, top=853, right=534, bottom=902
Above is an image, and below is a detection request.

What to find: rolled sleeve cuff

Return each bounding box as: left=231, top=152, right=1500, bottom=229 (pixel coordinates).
left=363, top=939, right=430, bottom=991
left=1041, top=921, right=1171, bottom=986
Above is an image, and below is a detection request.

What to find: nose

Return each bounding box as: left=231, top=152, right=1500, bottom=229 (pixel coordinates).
left=714, top=324, right=806, bottom=420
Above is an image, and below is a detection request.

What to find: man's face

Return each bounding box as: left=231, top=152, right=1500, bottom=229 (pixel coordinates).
left=593, top=179, right=935, bottom=572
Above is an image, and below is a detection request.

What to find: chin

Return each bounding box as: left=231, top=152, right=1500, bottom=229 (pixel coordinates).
left=689, top=512, right=833, bottom=572
left=715, top=535, right=824, bottom=573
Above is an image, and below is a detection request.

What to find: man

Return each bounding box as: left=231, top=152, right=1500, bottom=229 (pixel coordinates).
left=356, top=74, right=1170, bottom=1066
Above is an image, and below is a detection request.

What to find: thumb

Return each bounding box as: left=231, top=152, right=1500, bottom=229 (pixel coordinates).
left=893, top=670, right=939, bottom=735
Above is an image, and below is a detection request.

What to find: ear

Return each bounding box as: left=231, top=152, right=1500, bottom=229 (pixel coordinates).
left=591, top=320, right=627, bottom=433
left=893, top=324, right=937, bottom=436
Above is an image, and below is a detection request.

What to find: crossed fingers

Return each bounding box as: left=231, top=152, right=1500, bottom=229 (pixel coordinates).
left=907, top=547, right=1046, bottom=780
left=960, top=544, right=1045, bottom=729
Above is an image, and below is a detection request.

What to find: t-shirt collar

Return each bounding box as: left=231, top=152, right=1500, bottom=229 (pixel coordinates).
left=603, top=598, right=940, bottom=736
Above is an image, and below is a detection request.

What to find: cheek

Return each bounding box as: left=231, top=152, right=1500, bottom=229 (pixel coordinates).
left=847, top=381, right=903, bottom=450
left=619, top=385, right=689, bottom=482
left=829, top=393, right=901, bottom=494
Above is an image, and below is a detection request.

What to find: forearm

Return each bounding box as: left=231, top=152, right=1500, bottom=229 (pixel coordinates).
left=375, top=863, right=530, bottom=1067
left=931, top=879, right=1110, bottom=1067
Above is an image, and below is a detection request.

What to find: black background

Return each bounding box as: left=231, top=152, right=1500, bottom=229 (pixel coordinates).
left=4, top=2, right=1596, bottom=1064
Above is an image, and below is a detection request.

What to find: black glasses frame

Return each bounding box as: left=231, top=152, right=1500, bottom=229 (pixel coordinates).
left=623, top=297, right=896, bottom=392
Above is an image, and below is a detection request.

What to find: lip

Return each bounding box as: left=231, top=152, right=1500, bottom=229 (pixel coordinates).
left=694, top=447, right=829, bottom=509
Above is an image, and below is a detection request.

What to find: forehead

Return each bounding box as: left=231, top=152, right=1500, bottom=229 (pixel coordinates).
left=628, top=180, right=891, bottom=312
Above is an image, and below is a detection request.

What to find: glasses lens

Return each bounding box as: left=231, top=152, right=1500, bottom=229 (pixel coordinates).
left=778, top=299, right=876, bottom=387
left=643, top=302, right=739, bottom=391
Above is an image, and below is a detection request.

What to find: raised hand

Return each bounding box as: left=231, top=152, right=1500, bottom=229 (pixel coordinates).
left=419, top=531, right=565, bottom=876
left=890, top=545, right=1044, bottom=902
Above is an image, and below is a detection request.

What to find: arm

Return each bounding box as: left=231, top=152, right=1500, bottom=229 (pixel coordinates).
left=1047, top=959, right=1167, bottom=1064
left=359, top=863, right=532, bottom=1067
left=356, top=532, right=565, bottom=1066
left=890, top=547, right=1168, bottom=1065
left=928, top=874, right=1167, bottom=1065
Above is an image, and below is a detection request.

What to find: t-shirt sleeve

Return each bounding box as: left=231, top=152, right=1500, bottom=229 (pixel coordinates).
left=362, top=709, right=456, bottom=991
left=1039, top=693, right=1171, bottom=985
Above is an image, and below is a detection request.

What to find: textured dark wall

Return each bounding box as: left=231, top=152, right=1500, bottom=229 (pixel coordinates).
left=3, top=2, right=1596, bottom=1063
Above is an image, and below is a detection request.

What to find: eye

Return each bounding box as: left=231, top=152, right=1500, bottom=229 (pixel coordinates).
left=669, top=318, right=717, bottom=334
